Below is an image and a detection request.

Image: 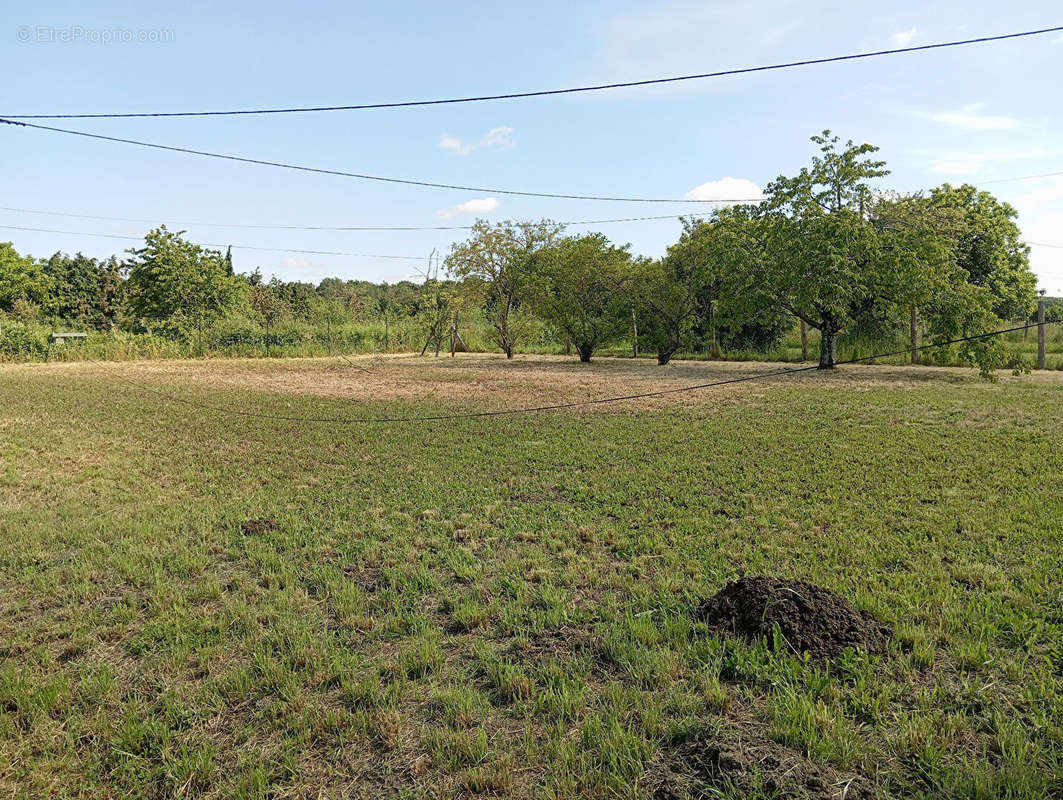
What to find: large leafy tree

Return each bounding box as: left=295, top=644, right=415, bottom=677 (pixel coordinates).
left=446, top=219, right=564, bottom=358
left=0, top=242, right=50, bottom=320
left=721, top=132, right=951, bottom=368
left=536, top=233, right=634, bottom=362
left=124, top=227, right=245, bottom=339
left=924, top=184, right=1036, bottom=321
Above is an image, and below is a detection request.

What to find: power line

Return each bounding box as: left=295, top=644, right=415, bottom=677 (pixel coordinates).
left=0, top=225, right=428, bottom=261
left=4, top=26, right=1061, bottom=119
left=0, top=118, right=757, bottom=204
left=6, top=218, right=1061, bottom=259
left=0, top=206, right=692, bottom=232
left=79, top=323, right=1049, bottom=425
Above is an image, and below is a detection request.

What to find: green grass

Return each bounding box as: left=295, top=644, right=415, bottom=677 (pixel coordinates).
left=1, top=358, right=1061, bottom=798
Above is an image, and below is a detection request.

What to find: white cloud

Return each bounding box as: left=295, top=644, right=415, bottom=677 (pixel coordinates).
left=683, top=176, right=763, bottom=202
left=913, top=104, right=1018, bottom=131
left=925, top=146, right=1063, bottom=177
left=436, top=197, right=501, bottom=219
left=438, top=126, right=515, bottom=155
left=891, top=28, right=917, bottom=45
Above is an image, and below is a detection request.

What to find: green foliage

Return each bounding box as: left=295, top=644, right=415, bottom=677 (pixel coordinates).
left=715, top=132, right=1039, bottom=375
left=536, top=233, right=635, bottom=362
left=926, top=183, right=1037, bottom=321
left=726, top=131, right=948, bottom=368
left=124, top=226, right=245, bottom=329
left=0, top=242, right=50, bottom=313
left=446, top=218, right=564, bottom=358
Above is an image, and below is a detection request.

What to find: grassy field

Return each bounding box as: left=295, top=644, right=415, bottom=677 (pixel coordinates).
left=1, top=355, right=1061, bottom=799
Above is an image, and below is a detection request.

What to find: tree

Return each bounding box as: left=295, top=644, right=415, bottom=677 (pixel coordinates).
left=924, top=184, right=1036, bottom=321
left=249, top=284, right=285, bottom=355
left=446, top=219, right=564, bottom=358
left=95, top=257, right=124, bottom=329
left=42, top=252, right=100, bottom=324
left=536, top=233, right=634, bottom=362
left=721, top=132, right=950, bottom=369
left=633, top=258, right=699, bottom=365
left=0, top=243, right=50, bottom=325
left=124, top=226, right=245, bottom=349
left=415, top=279, right=462, bottom=357
left=664, top=217, right=728, bottom=359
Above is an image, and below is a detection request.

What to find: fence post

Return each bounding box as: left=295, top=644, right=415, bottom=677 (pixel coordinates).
left=800, top=320, right=808, bottom=362
left=910, top=307, right=919, bottom=365
left=1037, top=298, right=1047, bottom=370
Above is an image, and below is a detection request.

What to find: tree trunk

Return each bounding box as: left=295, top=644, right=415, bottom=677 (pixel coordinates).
left=505, top=343, right=514, bottom=358
left=657, top=349, right=675, bottom=366
left=565, top=335, right=571, bottom=356
left=578, top=346, right=593, bottom=363
left=800, top=319, right=808, bottom=361
left=631, top=308, right=638, bottom=358
left=818, top=325, right=837, bottom=369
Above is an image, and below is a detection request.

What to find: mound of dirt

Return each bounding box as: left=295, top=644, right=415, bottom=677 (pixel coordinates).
left=240, top=517, right=281, bottom=537
left=698, top=576, right=890, bottom=660
left=656, top=730, right=871, bottom=800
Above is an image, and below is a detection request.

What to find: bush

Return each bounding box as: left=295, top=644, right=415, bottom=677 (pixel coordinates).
left=0, top=321, right=49, bottom=360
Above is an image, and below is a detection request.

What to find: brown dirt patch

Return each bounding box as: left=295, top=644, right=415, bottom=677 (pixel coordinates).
left=15, top=352, right=1040, bottom=417
left=656, top=728, right=871, bottom=800
left=240, top=517, right=281, bottom=536
left=698, top=576, right=890, bottom=660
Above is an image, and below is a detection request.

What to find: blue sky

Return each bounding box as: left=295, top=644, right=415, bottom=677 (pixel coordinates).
left=2, top=1, right=1062, bottom=293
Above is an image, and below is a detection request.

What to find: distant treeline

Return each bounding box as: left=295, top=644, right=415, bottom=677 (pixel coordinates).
left=0, top=132, right=1052, bottom=372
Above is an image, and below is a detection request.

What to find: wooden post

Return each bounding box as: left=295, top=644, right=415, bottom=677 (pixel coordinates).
left=910, top=307, right=919, bottom=365
left=800, top=320, right=808, bottom=362
left=265, top=317, right=270, bottom=357
left=454, top=312, right=468, bottom=353
left=1037, top=298, right=1047, bottom=370
left=631, top=308, right=638, bottom=359
left=565, top=334, right=571, bottom=356
left=449, top=314, right=456, bottom=357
